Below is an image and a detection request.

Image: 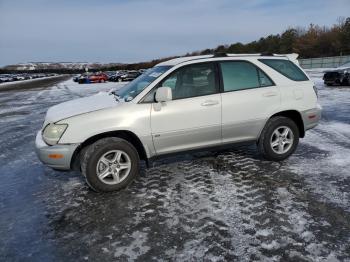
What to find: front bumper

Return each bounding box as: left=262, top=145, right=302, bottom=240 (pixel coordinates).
left=301, top=104, right=322, bottom=131
left=35, top=131, right=79, bottom=170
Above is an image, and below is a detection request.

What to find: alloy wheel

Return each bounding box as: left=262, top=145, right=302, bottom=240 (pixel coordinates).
left=270, top=126, right=294, bottom=154
left=96, top=150, right=132, bottom=185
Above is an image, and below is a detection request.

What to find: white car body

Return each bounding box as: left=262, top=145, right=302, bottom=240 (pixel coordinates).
left=36, top=54, right=321, bottom=170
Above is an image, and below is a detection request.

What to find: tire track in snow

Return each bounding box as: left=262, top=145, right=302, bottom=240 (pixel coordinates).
left=40, top=147, right=350, bottom=261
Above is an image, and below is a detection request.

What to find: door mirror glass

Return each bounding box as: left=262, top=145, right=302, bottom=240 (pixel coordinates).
left=155, top=86, right=172, bottom=102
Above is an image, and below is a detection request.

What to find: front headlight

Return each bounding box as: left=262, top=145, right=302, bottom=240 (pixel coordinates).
left=42, top=123, right=68, bottom=145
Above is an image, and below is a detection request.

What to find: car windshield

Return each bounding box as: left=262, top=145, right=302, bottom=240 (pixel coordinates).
left=113, top=66, right=172, bottom=101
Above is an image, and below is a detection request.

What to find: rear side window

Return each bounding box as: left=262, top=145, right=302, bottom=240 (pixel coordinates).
left=219, top=61, right=273, bottom=92
left=258, top=69, right=274, bottom=87
left=259, top=59, right=308, bottom=81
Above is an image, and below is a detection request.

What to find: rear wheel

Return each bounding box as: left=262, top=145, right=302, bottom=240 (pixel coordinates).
left=258, top=116, right=299, bottom=161
left=81, top=137, right=139, bottom=192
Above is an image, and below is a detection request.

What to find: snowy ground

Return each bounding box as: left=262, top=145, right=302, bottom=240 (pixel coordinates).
left=0, top=77, right=349, bottom=261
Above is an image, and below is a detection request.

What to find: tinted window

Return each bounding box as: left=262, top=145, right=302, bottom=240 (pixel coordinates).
left=161, top=63, right=218, bottom=100
left=220, top=61, right=262, bottom=92
left=259, top=59, right=308, bottom=81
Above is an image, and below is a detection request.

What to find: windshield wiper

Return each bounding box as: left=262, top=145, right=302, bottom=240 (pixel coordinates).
left=110, top=90, right=121, bottom=102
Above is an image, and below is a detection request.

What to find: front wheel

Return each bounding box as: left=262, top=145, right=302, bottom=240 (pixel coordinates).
left=258, top=116, right=299, bottom=161
left=81, top=137, right=139, bottom=192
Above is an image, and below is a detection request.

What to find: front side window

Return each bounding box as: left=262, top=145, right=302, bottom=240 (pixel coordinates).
left=259, top=59, right=308, bottom=81
left=160, top=62, right=218, bottom=100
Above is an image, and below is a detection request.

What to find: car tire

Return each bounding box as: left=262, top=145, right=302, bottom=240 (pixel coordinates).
left=258, top=116, right=299, bottom=161
left=81, top=137, right=140, bottom=192
left=341, top=79, right=349, bottom=86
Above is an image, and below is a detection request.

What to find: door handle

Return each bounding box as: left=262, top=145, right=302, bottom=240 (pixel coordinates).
left=262, top=91, right=277, bottom=97
left=201, top=100, right=219, bottom=106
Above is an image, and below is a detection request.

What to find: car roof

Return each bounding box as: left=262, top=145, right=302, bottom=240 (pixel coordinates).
left=157, top=53, right=298, bottom=66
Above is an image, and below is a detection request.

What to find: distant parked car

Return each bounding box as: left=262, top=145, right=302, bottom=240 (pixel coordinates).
left=77, top=73, right=90, bottom=84
left=120, top=71, right=141, bottom=82
left=78, top=73, right=108, bottom=84
left=23, top=74, right=32, bottom=80
left=323, top=62, right=350, bottom=86
left=0, top=74, right=13, bottom=82
left=89, top=73, right=108, bottom=83
left=104, top=71, right=115, bottom=80
left=15, top=75, right=26, bottom=81
left=73, top=75, right=80, bottom=82
left=0, top=75, right=8, bottom=83
left=109, top=71, right=126, bottom=82
left=138, top=69, right=147, bottom=74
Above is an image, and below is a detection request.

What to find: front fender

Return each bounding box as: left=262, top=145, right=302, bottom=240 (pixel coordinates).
left=57, top=103, right=155, bottom=157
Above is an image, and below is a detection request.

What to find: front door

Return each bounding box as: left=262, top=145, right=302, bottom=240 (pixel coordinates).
left=150, top=62, right=222, bottom=155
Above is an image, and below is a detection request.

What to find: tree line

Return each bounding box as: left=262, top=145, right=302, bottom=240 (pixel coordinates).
left=200, top=17, right=350, bottom=59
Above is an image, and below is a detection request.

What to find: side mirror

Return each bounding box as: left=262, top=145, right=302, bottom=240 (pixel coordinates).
left=155, top=86, right=172, bottom=102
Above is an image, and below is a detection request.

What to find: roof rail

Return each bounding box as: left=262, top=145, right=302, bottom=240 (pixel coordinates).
left=260, top=52, right=274, bottom=56
left=213, top=52, right=228, bottom=57
left=226, top=53, right=263, bottom=57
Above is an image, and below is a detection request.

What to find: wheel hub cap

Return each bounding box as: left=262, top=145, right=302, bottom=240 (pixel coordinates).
left=96, top=150, right=132, bottom=185
left=270, top=126, right=294, bottom=155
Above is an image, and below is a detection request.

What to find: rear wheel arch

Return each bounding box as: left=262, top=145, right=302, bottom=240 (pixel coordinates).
left=71, top=130, right=148, bottom=170
left=265, top=110, right=305, bottom=138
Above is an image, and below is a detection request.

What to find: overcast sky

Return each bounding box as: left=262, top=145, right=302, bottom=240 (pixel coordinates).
left=0, top=0, right=349, bottom=66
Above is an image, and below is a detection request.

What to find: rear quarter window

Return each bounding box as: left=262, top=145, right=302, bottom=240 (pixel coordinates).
left=259, top=59, right=309, bottom=81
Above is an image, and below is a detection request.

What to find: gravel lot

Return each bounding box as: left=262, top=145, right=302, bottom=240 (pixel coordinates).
left=0, top=75, right=349, bottom=261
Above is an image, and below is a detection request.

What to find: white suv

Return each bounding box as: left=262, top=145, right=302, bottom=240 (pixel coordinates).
left=35, top=53, right=321, bottom=192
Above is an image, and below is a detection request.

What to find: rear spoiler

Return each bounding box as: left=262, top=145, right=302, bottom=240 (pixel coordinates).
left=283, top=53, right=299, bottom=64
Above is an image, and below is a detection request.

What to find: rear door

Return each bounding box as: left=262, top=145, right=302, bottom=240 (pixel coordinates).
left=219, top=60, right=280, bottom=143
left=150, top=62, right=222, bottom=155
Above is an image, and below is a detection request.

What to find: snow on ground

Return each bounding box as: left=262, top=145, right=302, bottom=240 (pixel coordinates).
left=0, top=76, right=349, bottom=261
left=287, top=70, right=350, bottom=213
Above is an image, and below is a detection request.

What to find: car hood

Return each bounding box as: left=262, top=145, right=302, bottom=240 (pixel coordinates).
left=44, top=92, right=118, bottom=125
